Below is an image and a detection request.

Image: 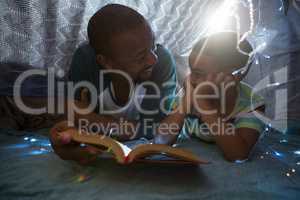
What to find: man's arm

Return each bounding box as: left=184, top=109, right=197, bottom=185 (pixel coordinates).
left=67, top=43, right=138, bottom=140
left=137, top=45, right=191, bottom=142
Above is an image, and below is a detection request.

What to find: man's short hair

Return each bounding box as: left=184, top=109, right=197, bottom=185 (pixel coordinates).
left=190, top=31, right=253, bottom=71
left=88, top=4, right=146, bottom=56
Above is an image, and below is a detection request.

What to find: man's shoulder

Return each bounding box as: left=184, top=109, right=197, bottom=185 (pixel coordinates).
left=152, top=44, right=176, bottom=83
left=156, top=44, right=173, bottom=60
left=70, top=42, right=101, bottom=72
left=74, top=42, right=96, bottom=58
left=69, top=42, right=101, bottom=83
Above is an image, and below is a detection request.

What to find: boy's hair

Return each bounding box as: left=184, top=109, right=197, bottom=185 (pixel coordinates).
left=190, top=31, right=253, bottom=72
left=88, top=4, right=147, bottom=56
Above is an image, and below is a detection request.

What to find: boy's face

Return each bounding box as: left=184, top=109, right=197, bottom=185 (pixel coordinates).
left=189, top=53, right=233, bottom=77
left=188, top=52, right=239, bottom=119
left=189, top=53, right=241, bottom=86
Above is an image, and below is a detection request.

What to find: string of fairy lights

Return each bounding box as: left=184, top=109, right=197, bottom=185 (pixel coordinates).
left=204, top=0, right=300, bottom=179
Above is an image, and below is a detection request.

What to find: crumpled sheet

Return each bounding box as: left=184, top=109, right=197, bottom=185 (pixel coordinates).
left=0, top=129, right=299, bottom=200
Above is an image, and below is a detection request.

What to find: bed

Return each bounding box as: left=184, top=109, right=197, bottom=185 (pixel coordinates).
left=1, top=0, right=300, bottom=199
left=0, top=128, right=299, bottom=200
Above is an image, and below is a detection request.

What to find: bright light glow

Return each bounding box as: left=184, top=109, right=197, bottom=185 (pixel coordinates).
left=279, top=139, right=288, bottom=143
left=206, top=0, right=238, bottom=34
left=294, top=150, right=300, bottom=155
left=251, top=42, right=267, bottom=56
left=234, top=159, right=248, bottom=164
left=267, top=82, right=281, bottom=88
left=27, top=150, right=45, bottom=156
left=274, top=151, right=283, bottom=157
left=80, top=143, right=87, bottom=148
left=30, top=138, right=37, bottom=142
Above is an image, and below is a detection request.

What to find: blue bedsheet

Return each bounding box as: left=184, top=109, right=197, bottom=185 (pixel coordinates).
left=0, top=129, right=299, bottom=200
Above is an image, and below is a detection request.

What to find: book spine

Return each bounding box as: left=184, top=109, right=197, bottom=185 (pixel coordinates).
left=124, top=156, right=130, bottom=164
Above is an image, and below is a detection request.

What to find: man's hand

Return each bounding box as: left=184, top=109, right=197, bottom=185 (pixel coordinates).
left=50, top=121, right=104, bottom=165
left=50, top=88, right=104, bottom=165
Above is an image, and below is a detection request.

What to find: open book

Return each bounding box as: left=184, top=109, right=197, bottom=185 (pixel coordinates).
left=51, top=122, right=209, bottom=165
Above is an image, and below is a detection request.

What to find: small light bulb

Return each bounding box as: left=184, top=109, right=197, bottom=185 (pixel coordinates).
left=294, top=150, right=300, bottom=155
left=30, top=138, right=37, bottom=142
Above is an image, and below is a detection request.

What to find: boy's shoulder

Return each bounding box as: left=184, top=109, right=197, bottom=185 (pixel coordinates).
left=231, top=81, right=265, bottom=118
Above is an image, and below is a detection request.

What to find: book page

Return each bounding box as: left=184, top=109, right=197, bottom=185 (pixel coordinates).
left=115, top=141, right=132, bottom=157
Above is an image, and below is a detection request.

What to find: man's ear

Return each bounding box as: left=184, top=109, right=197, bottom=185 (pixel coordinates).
left=96, top=54, right=113, bottom=69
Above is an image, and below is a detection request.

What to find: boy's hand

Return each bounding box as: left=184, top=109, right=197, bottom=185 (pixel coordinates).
left=50, top=121, right=104, bottom=165
left=191, top=72, right=238, bottom=121
left=178, top=75, right=194, bottom=115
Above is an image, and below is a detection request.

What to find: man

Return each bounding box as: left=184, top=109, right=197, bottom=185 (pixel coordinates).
left=50, top=4, right=192, bottom=164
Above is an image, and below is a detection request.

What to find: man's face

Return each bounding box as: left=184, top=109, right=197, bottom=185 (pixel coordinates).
left=105, top=23, right=158, bottom=83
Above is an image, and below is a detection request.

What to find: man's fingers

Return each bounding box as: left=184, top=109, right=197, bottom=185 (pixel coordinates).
left=54, top=144, right=102, bottom=163
left=85, top=144, right=104, bottom=155
left=54, top=121, right=72, bottom=132
left=58, top=131, right=73, bottom=145
left=78, top=155, right=98, bottom=165
left=50, top=129, right=77, bottom=147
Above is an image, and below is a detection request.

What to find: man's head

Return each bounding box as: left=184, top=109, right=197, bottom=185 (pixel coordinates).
left=88, top=4, right=157, bottom=83
left=189, top=31, right=253, bottom=78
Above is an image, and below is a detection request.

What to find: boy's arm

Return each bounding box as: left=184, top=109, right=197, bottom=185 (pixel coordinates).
left=154, top=79, right=193, bottom=145
left=201, top=100, right=265, bottom=162
left=193, top=72, right=264, bottom=161
left=203, top=115, right=261, bottom=162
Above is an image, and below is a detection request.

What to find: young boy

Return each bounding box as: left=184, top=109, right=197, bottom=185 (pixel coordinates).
left=156, top=32, right=265, bottom=162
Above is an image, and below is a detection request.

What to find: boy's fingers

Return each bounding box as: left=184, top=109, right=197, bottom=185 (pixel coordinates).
left=206, top=73, right=215, bottom=82
left=224, top=75, right=236, bottom=85
left=190, top=74, right=204, bottom=86
left=216, top=72, right=225, bottom=85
